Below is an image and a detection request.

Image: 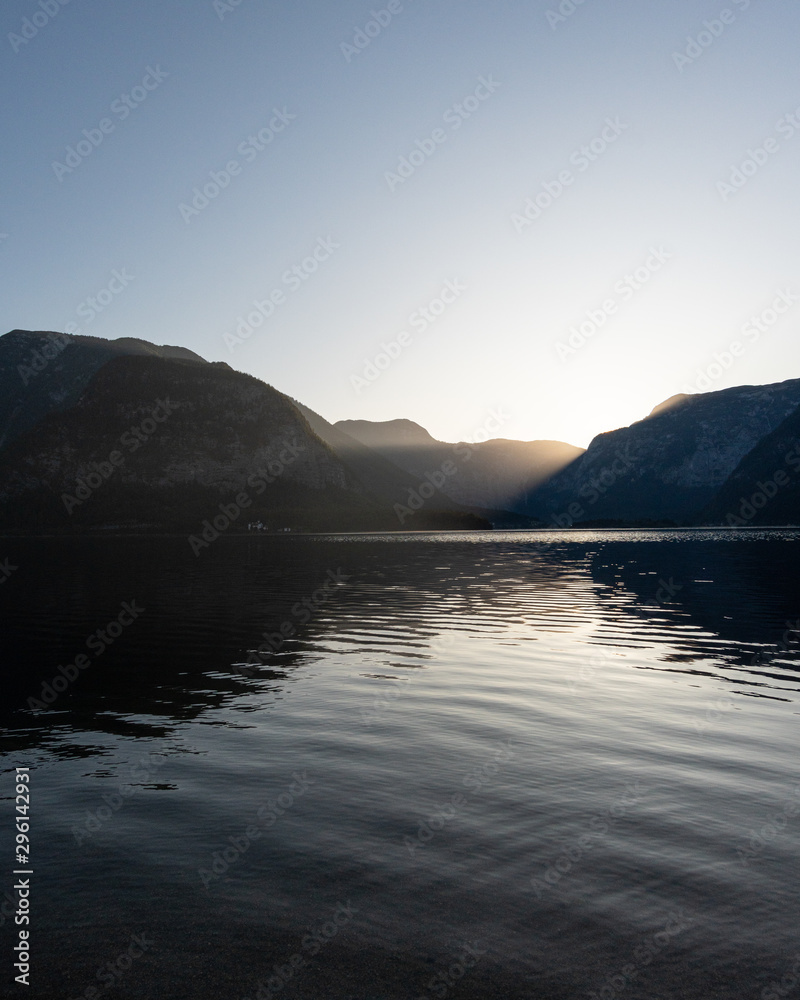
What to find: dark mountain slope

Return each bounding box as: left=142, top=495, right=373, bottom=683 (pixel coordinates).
left=698, top=404, right=800, bottom=525
left=522, top=380, right=800, bottom=525
left=0, top=352, right=486, bottom=533
left=0, top=329, right=208, bottom=450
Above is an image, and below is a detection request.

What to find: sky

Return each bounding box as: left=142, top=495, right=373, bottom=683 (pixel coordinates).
left=2, top=0, right=799, bottom=449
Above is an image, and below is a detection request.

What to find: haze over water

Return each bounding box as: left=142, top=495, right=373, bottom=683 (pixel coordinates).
left=2, top=529, right=800, bottom=999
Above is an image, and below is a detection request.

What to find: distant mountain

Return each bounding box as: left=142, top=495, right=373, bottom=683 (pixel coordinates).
left=292, top=409, right=437, bottom=506
left=335, top=418, right=439, bottom=451
left=523, top=380, right=800, bottom=525
left=335, top=418, right=582, bottom=516
left=0, top=331, right=488, bottom=534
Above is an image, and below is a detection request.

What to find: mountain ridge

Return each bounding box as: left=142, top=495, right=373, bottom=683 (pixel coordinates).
left=0, top=332, right=488, bottom=533
left=3, top=329, right=800, bottom=530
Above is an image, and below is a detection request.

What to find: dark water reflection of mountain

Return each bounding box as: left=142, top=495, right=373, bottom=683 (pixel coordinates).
left=2, top=530, right=799, bottom=750
left=585, top=533, right=800, bottom=686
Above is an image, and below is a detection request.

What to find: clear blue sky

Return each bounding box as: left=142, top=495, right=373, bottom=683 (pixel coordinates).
left=2, top=0, right=798, bottom=447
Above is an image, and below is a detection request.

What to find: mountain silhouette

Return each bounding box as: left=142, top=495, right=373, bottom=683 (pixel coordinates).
left=4, top=329, right=800, bottom=531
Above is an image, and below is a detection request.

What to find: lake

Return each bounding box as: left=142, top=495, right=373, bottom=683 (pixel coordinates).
left=1, top=529, right=799, bottom=999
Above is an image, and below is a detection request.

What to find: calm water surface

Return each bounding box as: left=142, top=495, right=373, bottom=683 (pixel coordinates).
left=1, top=530, right=799, bottom=999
